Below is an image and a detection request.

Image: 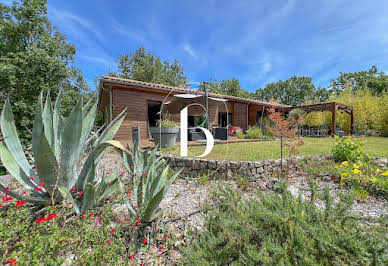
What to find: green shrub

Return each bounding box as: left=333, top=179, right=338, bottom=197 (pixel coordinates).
left=156, top=118, right=178, bottom=127
left=331, top=136, right=368, bottom=163
left=182, top=182, right=388, bottom=265
left=0, top=92, right=126, bottom=214
left=245, top=126, right=263, bottom=139
left=288, top=108, right=305, bottom=121
left=236, top=130, right=245, bottom=139
left=0, top=203, right=132, bottom=265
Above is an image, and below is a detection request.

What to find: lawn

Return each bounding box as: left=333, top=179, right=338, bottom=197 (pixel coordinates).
left=163, top=137, right=388, bottom=161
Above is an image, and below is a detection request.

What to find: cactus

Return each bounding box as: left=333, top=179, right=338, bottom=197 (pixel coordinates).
left=120, top=146, right=181, bottom=223
left=0, top=92, right=126, bottom=214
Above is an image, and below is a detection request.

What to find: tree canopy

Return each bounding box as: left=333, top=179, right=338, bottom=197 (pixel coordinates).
left=198, top=78, right=252, bottom=99
left=330, top=66, right=388, bottom=96
left=0, top=0, right=90, bottom=143
left=252, top=76, right=329, bottom=106
left=110, top=46, right=190, bottom=88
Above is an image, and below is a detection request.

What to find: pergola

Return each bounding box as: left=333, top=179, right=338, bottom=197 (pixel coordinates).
left=283, top=102, right=354, bottom=137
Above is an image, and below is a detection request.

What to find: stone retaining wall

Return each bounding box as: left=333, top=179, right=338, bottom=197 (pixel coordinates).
left=161, top=154, right=333, bottom=180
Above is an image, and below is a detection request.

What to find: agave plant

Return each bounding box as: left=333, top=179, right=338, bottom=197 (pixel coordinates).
left=120, top=146, right=181, bottom=223
left=0, top=92, right=126, bottom=214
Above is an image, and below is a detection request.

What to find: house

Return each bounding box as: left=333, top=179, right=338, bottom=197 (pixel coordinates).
left=98, top=76, right=289, bottom=143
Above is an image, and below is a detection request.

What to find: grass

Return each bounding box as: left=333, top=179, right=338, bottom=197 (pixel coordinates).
left=163, top=137, right=388, bottom=161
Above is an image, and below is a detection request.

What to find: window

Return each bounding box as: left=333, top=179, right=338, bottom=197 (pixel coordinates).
left=219, top=112, right=232, bottom=127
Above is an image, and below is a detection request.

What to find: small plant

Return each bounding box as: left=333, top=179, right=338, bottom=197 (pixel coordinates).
left=121, top=146, right=181, bottom=223
left=182, top=182, right=388, bottom=265
left=236, top=175, right=250, bottom=190
left=331, top=136, right=368, bottom=163
left=0, top=92, right=126, bottom=214
left=238, top=126, right=263, bottom=139
left=197, top=173, right=209, bottom=185
left=156, top=117, right=178, bottom=127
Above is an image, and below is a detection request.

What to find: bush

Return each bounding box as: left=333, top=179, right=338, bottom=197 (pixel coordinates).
left=182, top=183, right=388, bottom=265
left=156, top=118, right=178, bottom=127
left=0, top=204, right=130, bottom=264
left=245, top=126, right=263, bottom=139
left=331, top=136, right=368, bottom=163
left=337, top=161, right=388, bottom=198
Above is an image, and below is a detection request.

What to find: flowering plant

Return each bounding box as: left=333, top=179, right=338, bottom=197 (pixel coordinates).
left=337, top=161, right=388, bottom=198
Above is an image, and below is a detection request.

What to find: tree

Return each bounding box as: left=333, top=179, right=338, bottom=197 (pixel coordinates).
left=198, top=78, right=251, bottom=98
left=0, top=0, right=90, bottom=144
left=266, top=108, right=305, bottom=175
left=330, top=66, right=388, bottom=96
left=253, top=76, right=329, bottom=106
left=111, top=46, right=190, bottom=87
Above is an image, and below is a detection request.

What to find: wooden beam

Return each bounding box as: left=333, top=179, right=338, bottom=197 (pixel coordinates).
left=350, top=109, right=354, bottom=134
left=331, top=103, right=337, bottom=137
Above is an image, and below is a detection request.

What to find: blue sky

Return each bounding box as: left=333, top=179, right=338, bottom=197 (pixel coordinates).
left=6, top=0, right=388, bottom=91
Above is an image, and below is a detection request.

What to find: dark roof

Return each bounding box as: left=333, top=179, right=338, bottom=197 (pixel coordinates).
left=100, top=76, right=290, bottom=108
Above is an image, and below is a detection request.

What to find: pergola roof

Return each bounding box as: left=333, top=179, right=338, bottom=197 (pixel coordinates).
left=283, top=102, right=353, bottom=114
left=283, top=102, right=354, bottom=136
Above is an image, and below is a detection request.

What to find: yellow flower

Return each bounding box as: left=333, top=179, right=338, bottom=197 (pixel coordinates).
left=341, top=173, right=348, bottom=178
left=370, top=177, right=377, bottom=183
left=341, top=161, right=349, bottom=167
left=353, top=163, right=359, bottom=169
left=353, top=169, right=360, bottom=174
left=383, top=171, right=388, bottom=177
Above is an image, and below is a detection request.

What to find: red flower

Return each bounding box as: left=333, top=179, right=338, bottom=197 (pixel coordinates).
left=7, top=258, right=16, bottom=265
left=16, top=200, right=27, bottom=207
left=68, top=202, right=73, bottom=205
left=136, top=217, right=141, bottom=223
left=29, top=177, right=34, bottom=180
left=135, top=205, right=138, bottom=209
left=4, top=188, right=8, bottom=193
left=166, top=234, right=170, bottom=238
left=23, top=191, right=28, bottom=195
left=110, top=228, right=114, bottom=233
left=3, top=196, right=13, bottom=202
left=39, top=182, right=44, bottom=187
left=77, top=191, right=83, bottom=197
left=108, top=182, right=112, bottom=186
left=46, top=212, right=57, bottom=220
left=108, top=196, right=113, bottom=201
left=126, top=189, right=131, bottom=194
left=88, top=213, right=94, bottom=217
left=134, top=174, right=137, bottom=177
left=132, top=224, right=136, bottom=229
left=36, top=212, right=56, bottom=223
left=125, top=218, right=129, bottom=222
left=143, top=237, right=148, bottom=245
left=153, top=224, right=157, bottom=229
left=0, top=204, right=2, bottom=208
left=159, top=245, right=165, bottom=252
left=35, top=187, right=42, bottom=191
left=108, top=239, right=112, bottom=244
left=129, top=254, right=135, bottom=261
left=81, top=215, right=85, bottom=219
left=36, top=217, right=45, bottom=223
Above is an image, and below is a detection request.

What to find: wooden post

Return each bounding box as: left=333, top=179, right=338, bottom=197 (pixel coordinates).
left=331, top=103, right=337, bottom=137
left=350, top=109, right=354, bottom=135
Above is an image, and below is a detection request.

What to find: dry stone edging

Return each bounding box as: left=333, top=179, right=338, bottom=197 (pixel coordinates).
left=160, top=154, right=333, bottom=180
